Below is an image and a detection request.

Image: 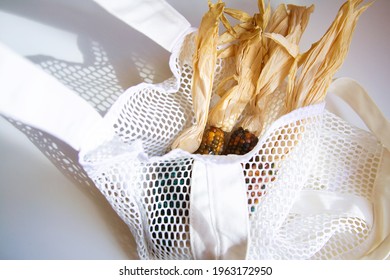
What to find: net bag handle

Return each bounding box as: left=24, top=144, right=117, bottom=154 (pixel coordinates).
left=93, top=0, right=191, bottom=52
left=0, top=0, right=191, bottom=150
left=328, top=77, right=390, bottom=259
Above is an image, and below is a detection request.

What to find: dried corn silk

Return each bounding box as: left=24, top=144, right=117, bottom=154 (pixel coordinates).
left=286, top=0, right=371, bottom=112
left=171, top=0, right=225, bottom=153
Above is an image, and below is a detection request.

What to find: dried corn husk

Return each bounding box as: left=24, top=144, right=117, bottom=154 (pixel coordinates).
left=248, top=0, right=369, bottom=193
left=218, top=0, right=269, bottom=46
left=266, top=4, right=290, bottom=36
left=240, top=4, right=314, bottom=136
left=207, top=25, right=263, bottom=132
left=207, top=1, right=270, bottom=133
left=171, top=0, right=225, bottom=153
left=285, top=0, right=371, bottom=112
left=172, top=0, right=369, bottom=155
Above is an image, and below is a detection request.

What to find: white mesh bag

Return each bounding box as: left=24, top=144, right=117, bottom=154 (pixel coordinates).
left=1, top=0, right=389, bottom=260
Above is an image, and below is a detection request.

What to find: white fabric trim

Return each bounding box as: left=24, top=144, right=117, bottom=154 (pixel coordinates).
left=190, top=160, right=249, bottom=259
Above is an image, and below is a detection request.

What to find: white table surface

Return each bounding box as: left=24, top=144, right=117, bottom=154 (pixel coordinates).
left=0, top=0, right=389, bottom=259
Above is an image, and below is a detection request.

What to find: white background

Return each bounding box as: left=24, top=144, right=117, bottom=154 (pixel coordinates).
left=0, top=0, right=389, bottom=259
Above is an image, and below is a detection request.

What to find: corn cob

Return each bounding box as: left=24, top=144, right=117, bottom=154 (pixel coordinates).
left=170, top=1, right=225, bottom=153
left=195, top=4, right=268, bottom=156
left=195, top=126, right=225, bottom=155
left=221, top=5, right=313, bottom=158
left=223, top=127, right=258, bottom=155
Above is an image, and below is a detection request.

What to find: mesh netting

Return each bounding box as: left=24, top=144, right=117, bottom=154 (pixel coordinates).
left=2, top=37, right=147, bottom=259
left=308, top=111, right=382, bottom=260
left=1, top=27, right=381, bottom=260
left=79, top=31, right=383, bottom=259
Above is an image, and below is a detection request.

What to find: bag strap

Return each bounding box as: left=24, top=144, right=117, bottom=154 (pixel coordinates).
left=0, top=1, right=191, bottom=150
left=190, top=160, right=249, bottom=260
left=93, top=0, right=191, bottom=52
left=328, top=77, right=390, bottom=150
left=328, top=77, right=390, bottom=259
left=0, top=42, right=103, bottom=151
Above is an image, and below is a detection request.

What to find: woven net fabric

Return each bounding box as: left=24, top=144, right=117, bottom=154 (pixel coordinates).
left=307, top=111, right=382, bottom=260
left=2, top=36, right=152, bottom=259
left=247, top=110, right=382, bottom=260
left=79, top=30, right=383, bottom=260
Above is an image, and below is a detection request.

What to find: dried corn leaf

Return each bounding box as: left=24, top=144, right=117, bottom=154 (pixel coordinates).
left=286, top=0, right=371, bottom=111
left=171, top=0, right=225, bottom=153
